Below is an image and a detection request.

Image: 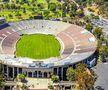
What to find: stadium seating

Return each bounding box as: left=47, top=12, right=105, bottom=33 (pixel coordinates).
left=0, top=20, right=97, bottom=67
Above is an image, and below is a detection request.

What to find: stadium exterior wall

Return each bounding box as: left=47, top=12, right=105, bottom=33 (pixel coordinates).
left=1, top=51, right=97, bottom=81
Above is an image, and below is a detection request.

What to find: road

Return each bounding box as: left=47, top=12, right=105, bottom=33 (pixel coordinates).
left=94, top=63, right=108, bottom=90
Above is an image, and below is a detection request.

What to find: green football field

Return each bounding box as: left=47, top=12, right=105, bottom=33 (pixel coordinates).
left=16, top=34, right=61, bottom=59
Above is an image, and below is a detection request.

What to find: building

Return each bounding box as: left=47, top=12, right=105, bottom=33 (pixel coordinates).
left=0, top=19, right=97, bottom=90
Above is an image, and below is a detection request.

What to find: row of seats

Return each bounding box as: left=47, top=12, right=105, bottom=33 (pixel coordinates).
left=0, top=27, right=18, bottom=54
left=57, top=25, right=97, bottom=55
left=9, top=20, right=71, bottom=35
left=2, top=32, right=20, bottom=54
left=57, top=32, right=74, bottom=58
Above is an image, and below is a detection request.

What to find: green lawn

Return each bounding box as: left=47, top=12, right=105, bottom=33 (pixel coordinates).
left=16, top=34, right=61, bottom=59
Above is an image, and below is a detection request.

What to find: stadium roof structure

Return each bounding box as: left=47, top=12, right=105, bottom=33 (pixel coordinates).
left=0, top=20, right=97, bottom=68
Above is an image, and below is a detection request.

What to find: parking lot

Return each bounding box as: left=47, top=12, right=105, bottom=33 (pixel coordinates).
left=91, top=19, right=108, bottom=38
left=94, top=63, right=108, bottom=90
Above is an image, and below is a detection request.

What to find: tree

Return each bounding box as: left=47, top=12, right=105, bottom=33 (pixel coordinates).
left=75, top=63, right=87, bottom=74
left=97, top=39, right=102, bottom=49
left=43, top=10, right=50, bottom=19
left=77, top=10, right=84, bottom=17
left=70, top=2, right=77, bottom=11
left=66, top=63, right=95, bottom=90
left=93, top=26, right=103, bottom=39
left=21, top=84, right=28, bottom=90
left=48, top=84, right=54, bottom=90
left=51, top=74, right=59, bottom=83
left=83, top=16, right=91, bottom=23
left=48, top=3, right=56, bottom=11
left=75, top=63, right=95, bottom=90
left=85, top=23, right=93, bottom=32
left=66, top=67, right=75, bottom=81
left=8, top=14, right=13, bottom=18
left=23, top=8, right=26, bottom=14
left=99, top=45, right=108, bottom=62
left=62, top=3, right=67, bottom=17
left=0, top=64, right=5, bottom=89
left=69, top=10, right=76, bottom=17
left=16, top=74, right=26, bottom=82
left=37, top=3, right=44, bottom=10
left=67, top=4, right=70, bottom=13
left=94, top=0, right=104, bottom=5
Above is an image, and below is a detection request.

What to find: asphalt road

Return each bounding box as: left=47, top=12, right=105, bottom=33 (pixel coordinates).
left=94, top=63, right=108, bottom=90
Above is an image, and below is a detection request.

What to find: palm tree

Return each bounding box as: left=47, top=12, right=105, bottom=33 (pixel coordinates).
left=16, top=74, right=26, bottom=82
left=51, top=74, right=59, bottom=83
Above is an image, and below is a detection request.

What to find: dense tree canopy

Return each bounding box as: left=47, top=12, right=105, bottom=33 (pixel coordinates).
left=0, top=0, right=85, bottom=21
left=66, top=63, right=95, bottom=90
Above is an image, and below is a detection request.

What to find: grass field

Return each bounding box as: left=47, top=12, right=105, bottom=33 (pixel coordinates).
left=16, top=34, right=61, bottom=59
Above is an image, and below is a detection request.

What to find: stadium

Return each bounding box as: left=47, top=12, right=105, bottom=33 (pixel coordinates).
left=0, top=18, right=97, bottom=89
